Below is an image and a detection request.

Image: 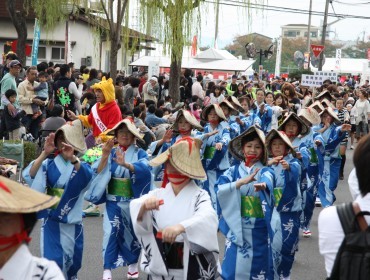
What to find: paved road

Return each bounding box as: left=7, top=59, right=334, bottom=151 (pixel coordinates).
left=29, top=149, right=355, bottom=279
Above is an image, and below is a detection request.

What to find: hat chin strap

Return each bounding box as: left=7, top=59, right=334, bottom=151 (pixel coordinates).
left=209, top=120, right=219, bottom=125
left=244, top=155, right=259, bottom=167
left=161, top=170, right=189, bottom=188
left=0, top=218, right=31, bottom=252
left=179, top=129, right=192, bottom=135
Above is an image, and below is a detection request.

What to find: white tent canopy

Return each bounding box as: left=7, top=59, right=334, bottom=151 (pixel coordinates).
left=311, top=58, right=368, bottom=74
left=130, top=48, right=255, bottom=72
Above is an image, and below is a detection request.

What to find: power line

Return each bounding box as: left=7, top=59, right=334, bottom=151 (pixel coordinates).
left=204, top=0, right=370, bottom=20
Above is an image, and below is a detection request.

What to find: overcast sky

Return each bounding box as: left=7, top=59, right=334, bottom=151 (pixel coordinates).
left=200, top=0, right=370, bottom=48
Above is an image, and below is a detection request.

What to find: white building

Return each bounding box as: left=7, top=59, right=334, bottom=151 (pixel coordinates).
left=281, top=24, right=319, bottom=39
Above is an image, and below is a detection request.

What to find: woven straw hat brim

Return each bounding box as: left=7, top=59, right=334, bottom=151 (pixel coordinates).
left=298, top=108, right=321, bottom=126
left=173, top=110, right=203, bottom=131
left=316, top=91, right=333, bottom=101
left=220, top=100, right=239, bottom=116
left=0, top=176, right=59, bottom=213
left=321, top=99, right=335, bottom=109
left=266, top=129, right=297, bottom=157
left=320, top=107, right=341, bottom=125
left=149, top=138, right=206, bottom=180
left=278, top=112, right=310, bottom=137
left=55, top=120, right=87, bottom=153
left=201, top=104, right=227, bottom=122
left=106, top=119, right=145, bottom=144
left=227, top=96, right=243, bottom=110
left=228, top=126, right=267, bottom=164
left=309, top=101, right=325, bottom=114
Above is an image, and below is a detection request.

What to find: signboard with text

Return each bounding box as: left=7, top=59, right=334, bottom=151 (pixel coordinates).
left=313, top=71, right=338, bottom=82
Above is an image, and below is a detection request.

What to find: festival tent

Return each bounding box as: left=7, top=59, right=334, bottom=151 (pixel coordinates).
left=311, top=58, right=369, bottom=74
left=130, top=48, right=255, bottom=72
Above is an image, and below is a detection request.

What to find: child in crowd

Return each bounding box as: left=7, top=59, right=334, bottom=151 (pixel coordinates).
left=4, top=89, right=26, bottom=140
left=27, top=71, right=48, bottom=119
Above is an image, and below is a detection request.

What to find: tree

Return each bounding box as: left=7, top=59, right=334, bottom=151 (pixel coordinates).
left=27, top=0, right=129, bottom=82
left=6, top=0, right=28, bottom=65
left=141, top=0, right=202, bottom=104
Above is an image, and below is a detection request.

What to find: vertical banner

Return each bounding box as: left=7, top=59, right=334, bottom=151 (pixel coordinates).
left=367, top=48, right=370, bottom=61
left=148, top=61, right=160, bottom=78
left=191, top=36, right=197, bottom=57
left=335, top=49, right=341, bottom=71
left=275, top=37, right=282, bottom=77
left=31, top=19, right=41, bottom=66
left=304, top=52, right=310, bottom=70
left=65, top=20, right=73, bottom=63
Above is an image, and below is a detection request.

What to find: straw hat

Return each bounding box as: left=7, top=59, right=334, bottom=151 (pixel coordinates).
left=298, top=107, right=321, bottom=126
left=309, top=101, right=325, bottom=114
left=55, top=120, right=87, bottom=153
left=0, top=176, right=59, bottom=213
left=219, top=99, right=239, bottom=116
left=228, top=126, right=267, bottom=164
left=149, top=137, right=206, bottom=180
left=278, top=112, right=310, bottom=137
left=315, top=90, right=334, bottom=102
left=173, top=109, right=203, bottom=131
left=106, top=118, right=145, bottom=144
left=320, top=107, right=341, bottom=125
left=201, top=103, right=227, bottom=122
left=266, top=129, right=296, bottom=157
left=227, top=96, right=243, bottom=110
left=321, top=98, right=335, bottom=109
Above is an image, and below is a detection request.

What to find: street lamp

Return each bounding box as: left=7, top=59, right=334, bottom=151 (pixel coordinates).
left=245, top=43, right=274, bottom=77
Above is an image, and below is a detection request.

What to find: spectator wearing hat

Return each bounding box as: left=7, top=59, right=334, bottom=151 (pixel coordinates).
left=0, top=52, right=18, bottom=79
left=0, top=176, right=64, bottom=279
left=192, top=74, right=204, bottom=102
left=143, top=77, right=159, bottom=103
left=22, top=120, right=93, bottom=280
left=0, top=59, right=22, bottom=139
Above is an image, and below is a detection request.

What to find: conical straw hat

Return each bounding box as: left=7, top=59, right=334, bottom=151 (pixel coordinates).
left=201, top=104, right=227, bottom=122
left=320, top=107, right=341, bottom=125
left=55, top=120, right=87, bottom=153
left=173, top=109, right=203, bottom=131
left=228, top=125, right=267, bottom=164
left=0, top=176, right=59, bottom=213
left=315, top=90, right=334, bottom=102
left=106, top=118, right=145, bottom=144
left=278, top=112, right=310, bottom=137
left=298, top=108, right=321, bottom=126
left=227, top=96, right=243, bottom=110
left=265, top=129, right=297, bottom=157
left=219, top=99, right=239, bottom=116
left=309, top=100, right=325, bottom=114
left=149, top=137, right=206, bottom=180
left=321, top=98, right=335, bottom=109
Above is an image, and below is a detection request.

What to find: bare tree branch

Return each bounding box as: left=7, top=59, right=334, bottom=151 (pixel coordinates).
left=99, top=0, right=112, bottom=31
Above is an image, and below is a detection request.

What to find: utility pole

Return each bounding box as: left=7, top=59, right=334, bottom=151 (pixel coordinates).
left=307, top=0, right=313, bottom=69
left=318, top=0, right=330, bottom=71
left=214, top=0, right=220, bottom=48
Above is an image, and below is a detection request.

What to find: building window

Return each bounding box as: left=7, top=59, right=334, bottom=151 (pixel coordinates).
left=37, top=46, right=46, bottom=59
left=51, top=47, right=65, bottom=60
left=296, top=32, right=300, bottom=36
left=284, top=31, right=297, bottom=37
left=311, top=32, right=317, bottom=38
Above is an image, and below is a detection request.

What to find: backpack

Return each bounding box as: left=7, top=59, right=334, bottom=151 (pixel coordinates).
left=329, top=202, right=370, bottom=280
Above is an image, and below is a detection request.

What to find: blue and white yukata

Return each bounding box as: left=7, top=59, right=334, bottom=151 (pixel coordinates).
left=200, top=122, right=231, bottom=214
left=251, top=102, right=273, bottom=134
left=239, top=112, right=262, bottom=134
left=216, top=162, right=274, bottom=280
left=23, top=155, right=93, bottom=280
left=314, top=124, right=345, bottom=207
left=294, top=129, right=319, bottom=230
left=269, top=154, right=302, bottom=280
left=84, top=145, right=151, bottom=270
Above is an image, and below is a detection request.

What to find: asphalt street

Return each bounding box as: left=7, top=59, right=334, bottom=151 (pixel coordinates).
left=29, top=148, right=355, bottom=280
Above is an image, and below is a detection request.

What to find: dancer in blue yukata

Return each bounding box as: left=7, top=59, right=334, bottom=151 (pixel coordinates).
left=23, top=120, right=93, bottom=280
left=216, top=126, right=275, bottom=280
left=237, top=95, right=262, bottom=133
left=84, top=119, right=151, bottom=280
left=265, top=129, right=302, bottom=280
left=297, top=107, right=322, bottom=237
left=250, top=88, right=273, bottom=134
left=314, top=107, right=351, bottom=207
left=148, top=109, right=205, bottom=187
left=199, top=104, right=231, bottom=214
left=219, top=99, right=241, bottom=139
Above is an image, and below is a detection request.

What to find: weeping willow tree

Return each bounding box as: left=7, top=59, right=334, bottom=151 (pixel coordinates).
left=140, top=0, right=264, bottom=104
left=26, top=0, right=131, bottom=82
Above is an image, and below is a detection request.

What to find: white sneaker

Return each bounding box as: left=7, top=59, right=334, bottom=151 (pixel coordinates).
left=350, top=145, right=354, bottom=150
left=83, top=204, right=100, bottom=217
left=102, top=269, right=112, bottom=280
left=127, top=263, right=139, bottom=279
left=303, top=229, right=312, bottom=238
left=315, top=197, right=322, bottom=207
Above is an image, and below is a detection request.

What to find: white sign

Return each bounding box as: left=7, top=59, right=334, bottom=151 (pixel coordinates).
left=313, top=71, right=338, bottom=82
left=335, top=49, right=341, bottom=71
left=301, top=74, right=324, bottom=87
left=148, top=61, right=160, bottom=78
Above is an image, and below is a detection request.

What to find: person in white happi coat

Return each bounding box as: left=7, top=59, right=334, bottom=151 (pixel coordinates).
left=130, top=137, right=220, bottom=280
left=0, top=176, right=64, bottom=280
